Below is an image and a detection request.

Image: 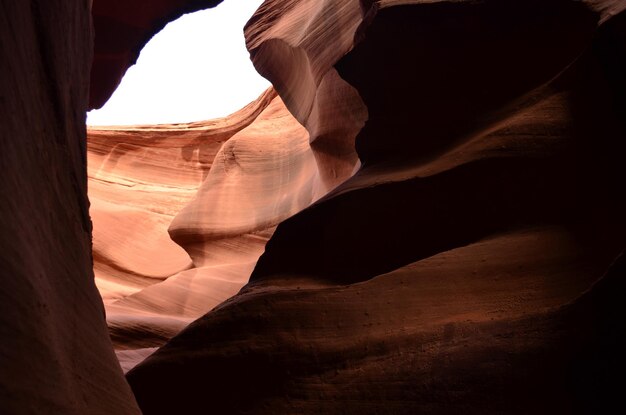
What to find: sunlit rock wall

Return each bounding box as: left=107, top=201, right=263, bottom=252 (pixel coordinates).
left=88, top=88, right=335, bottom=371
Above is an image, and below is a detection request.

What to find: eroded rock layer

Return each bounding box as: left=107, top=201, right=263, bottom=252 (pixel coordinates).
left=88, top=87, right=343, bottom=372
left=127, top=0, right=626, bottom=413
left=2, top=0, right=625, bottom=413
left=89, top=88, right=276, bottom=303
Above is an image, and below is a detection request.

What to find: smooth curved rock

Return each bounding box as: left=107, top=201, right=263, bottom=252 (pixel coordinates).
left=245, top=0, right=368, bottom=190
left=167, top=93, right=321, bottom=264
left=3, top=0, right=625, bottom=412
left=0, top=0, right=139, bottom=413
left=89, top=88, right=343, bottom=370
left=89, top=87, right=275, bottom=303
left=127, top=1, right=626, bottom=413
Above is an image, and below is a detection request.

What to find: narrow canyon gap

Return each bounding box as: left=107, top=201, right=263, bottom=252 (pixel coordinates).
left=87, top=0, right=270, bottom=125
left=1, top=0, right=625, bottom=414
left=86, top=0, right=364, bottom=373
left=129, top=1, right=626, bottom=413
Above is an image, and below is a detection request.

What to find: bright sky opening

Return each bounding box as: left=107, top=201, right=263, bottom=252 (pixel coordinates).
left=87, top=0, right=270, bottom=126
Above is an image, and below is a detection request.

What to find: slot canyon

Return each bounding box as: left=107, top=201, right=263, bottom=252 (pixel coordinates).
left=1, top=0, right=625, bottom=413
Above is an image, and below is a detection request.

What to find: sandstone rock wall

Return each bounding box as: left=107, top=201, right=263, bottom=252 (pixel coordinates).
left=127, top=0, right=626, bottom=413
left=0, top=1, right=139, bottom=413
left=2, top=0, right=625, bottom=413
left=89, top=88, right=334, bottom=372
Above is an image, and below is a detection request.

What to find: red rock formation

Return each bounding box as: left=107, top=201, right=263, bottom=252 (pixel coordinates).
left=245, top=0, right=368, bottom=190
left=89, top=86, right=345, bottom=372
left=126, top=0, right=626, bottom=413
left=89, top=88, right=275, bottom=304
left=2, top=0, right=626, bottom=413
left=89, top=0, right=363, bottom=372
left=89, top=0, right=368, bottom=370
left=0, top=0, right=139, bottom=413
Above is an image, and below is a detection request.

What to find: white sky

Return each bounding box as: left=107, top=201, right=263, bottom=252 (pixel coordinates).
left=87, top=0, right=270, bottom=126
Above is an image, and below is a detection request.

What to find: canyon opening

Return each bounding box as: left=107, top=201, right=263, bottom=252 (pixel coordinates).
left=87, top=0, right=286, bottom=373
left=88, top=0, right=269, bottom=126
left=1, top=0, right=625, bottom=414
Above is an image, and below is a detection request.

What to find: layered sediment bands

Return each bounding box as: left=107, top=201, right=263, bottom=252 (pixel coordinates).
left=168, top=94, right=321, bottom=265
left=128, top=0, right=626, bottom=413
left=245, top=0, right=368, bottom=190
left=90, top=89, right=332, bottom=370
left=4, top=0, right=623, bottom=411
left=0, top=0, right=139, bottom=413
left=89, top=88, right=275, bottom=302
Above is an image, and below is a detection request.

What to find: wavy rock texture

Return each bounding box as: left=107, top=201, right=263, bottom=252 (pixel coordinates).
left=127, top=0, right=626, bottom=413
left=89, top=1, right=366, bottom=371
left=0, top=0, right=139, bottom=413
left=89, top=87, right=344, bottom=372
left=89, top=90, right=275, bottom=371
left=89, top=88, right=275, bottom=303
left=3, top=0, right=625, bottom=413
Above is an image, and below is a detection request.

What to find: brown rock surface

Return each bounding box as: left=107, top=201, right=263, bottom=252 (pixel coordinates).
left=89, top=87, right=344, bottom=370
left=127, top=0, right=626, bottom=413
left=2, top=0, right=625, bottom=413
left=0, top=0, right=139, bottom=413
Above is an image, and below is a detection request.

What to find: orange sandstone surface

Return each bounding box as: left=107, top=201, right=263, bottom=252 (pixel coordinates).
left=88, top=87, right=356, bottom=371
left=126, top=1, right=626, bottom=414
left=1, top=0, right=626, bottom=414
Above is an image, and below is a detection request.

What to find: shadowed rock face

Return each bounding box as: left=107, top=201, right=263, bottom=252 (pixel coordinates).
left=2, top=0, right=625, bottom=414
left=0, top=0, right=238, bottom=411
left=0, top=0, right=140, bottom=413
left=126, top=0, right=626, bottom=414
left=88, top=0, right=366, bottom=374
left=89, top=89, right=342, bottom=372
